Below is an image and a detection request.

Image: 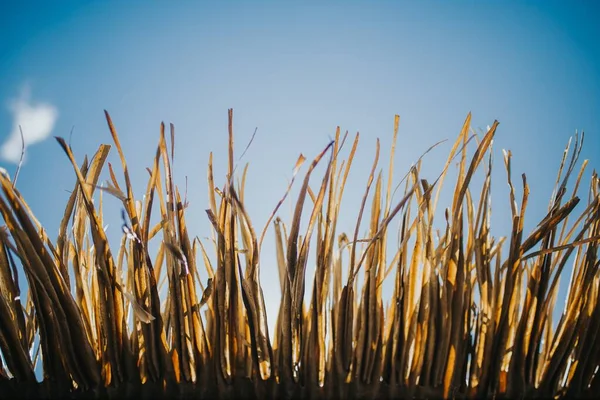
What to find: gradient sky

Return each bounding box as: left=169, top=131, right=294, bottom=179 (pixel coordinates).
left=1, top=1, right=599, bottom=342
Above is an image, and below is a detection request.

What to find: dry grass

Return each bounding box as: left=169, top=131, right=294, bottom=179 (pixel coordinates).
left=0, top=110, right=598, bottom=399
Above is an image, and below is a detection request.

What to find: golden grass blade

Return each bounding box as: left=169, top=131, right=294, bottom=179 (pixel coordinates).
left=274, top=218, right=288, bottom=294
left=56, top=156, right=89, bottom=282
left=54, top=137, right=122, bottom=386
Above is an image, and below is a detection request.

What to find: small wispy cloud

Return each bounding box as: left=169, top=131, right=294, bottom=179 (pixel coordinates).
left=1, top=84, right=58, bottom=164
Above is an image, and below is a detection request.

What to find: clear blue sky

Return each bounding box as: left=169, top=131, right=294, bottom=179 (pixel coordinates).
left=1, top=1, right=599, bottom=336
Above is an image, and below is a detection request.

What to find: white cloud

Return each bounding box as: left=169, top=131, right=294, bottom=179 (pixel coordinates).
left=1, top=84, right=58, bottom=164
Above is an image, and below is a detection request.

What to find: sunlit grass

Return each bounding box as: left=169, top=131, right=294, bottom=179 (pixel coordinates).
left=0, top=109, right=598, bottom=399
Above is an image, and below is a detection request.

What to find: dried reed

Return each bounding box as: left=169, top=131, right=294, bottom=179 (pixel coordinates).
left=0, top=110, right=598, bottom=399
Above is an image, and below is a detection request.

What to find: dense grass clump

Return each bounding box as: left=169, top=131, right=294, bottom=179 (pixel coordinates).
left=0, top=110, right=598, bottom=399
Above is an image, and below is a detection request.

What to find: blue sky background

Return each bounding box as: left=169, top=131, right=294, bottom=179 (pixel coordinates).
left=1, top=0, right=599, bottom=354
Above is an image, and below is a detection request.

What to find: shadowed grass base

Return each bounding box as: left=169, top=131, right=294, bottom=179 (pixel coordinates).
left=2, top=379, right=600, bottom=399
